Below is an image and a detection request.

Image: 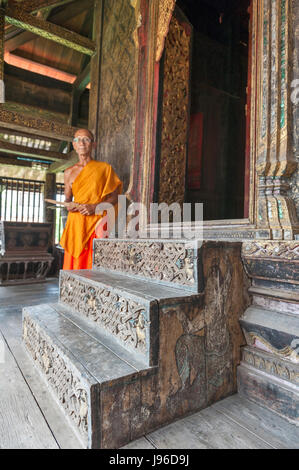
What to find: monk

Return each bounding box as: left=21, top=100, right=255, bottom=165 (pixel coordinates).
left=60, top=128, right=122, bottom=270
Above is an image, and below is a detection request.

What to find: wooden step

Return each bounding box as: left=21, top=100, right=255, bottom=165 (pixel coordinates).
left=92, top=238, right=203, bottom=293
left=59, top=269, right=201, bottom=366
left=22, top=304, right=155, bottom=448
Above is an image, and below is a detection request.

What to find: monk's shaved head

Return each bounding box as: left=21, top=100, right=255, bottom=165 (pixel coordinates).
left=74, top=128, right=95, bottom=141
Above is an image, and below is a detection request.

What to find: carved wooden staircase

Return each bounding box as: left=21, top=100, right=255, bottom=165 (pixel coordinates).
left=22, top=238, right=248, bottom=448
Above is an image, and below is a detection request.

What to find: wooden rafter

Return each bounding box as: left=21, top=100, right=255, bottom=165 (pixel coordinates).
left=73, top=61, right=90, bottom=93
left=0, top=108, right=78, bottom=141
left=5, top=0, right=95, bottom=52
left=5, top=4, right=96, bottom=55
left=0, top=138, right=68, bottom=161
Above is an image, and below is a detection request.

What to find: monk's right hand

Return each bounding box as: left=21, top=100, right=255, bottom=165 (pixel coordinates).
left=65, top=202, right=79, bottom=212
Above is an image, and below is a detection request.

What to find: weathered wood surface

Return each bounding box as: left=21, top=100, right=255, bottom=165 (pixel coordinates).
left=212, top=394, right=299, bottom=449
left=238, top=364, right=299, bottom=425
left=143, top=406, right=274, bottom=450
left=0, top=280, right=298, bottom=449
left=0, top=330, right=59, bottom=449
left=0, top=280, right=83, bottom=449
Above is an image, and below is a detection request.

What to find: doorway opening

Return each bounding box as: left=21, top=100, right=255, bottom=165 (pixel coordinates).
left=182, top=0, right=251, bottom=220
left=156, top=0, right=251, bottom=222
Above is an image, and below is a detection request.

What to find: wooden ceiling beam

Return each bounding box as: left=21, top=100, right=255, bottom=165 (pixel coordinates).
left=0, top=108, right=78, bottom=141
left=0, top=139, right=68, bottom=161
left=0, top=154, right=35, bottom=167
left=72, top=61, right=90, bottom=93
left=5, top=0, right=95, bottom=53
left=10, top=1, right=75, bottom=14
left=2, top=101, right=69, bottom=125
left=5, top=4, right=96, bottom=56
left=0, top=126, right=61, bottom=144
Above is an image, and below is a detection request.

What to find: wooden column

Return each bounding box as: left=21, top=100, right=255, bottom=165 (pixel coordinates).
left=43, top=173, right=56, bottom=247
left=256, top=0, right=299, bottom=240
left=88, top=0, right=103, bottom=148
left=0, top=6, right=5, bottom=103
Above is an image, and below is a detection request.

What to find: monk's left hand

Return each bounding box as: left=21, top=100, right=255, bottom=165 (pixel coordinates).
left=78, top=204, right=96, bottom=216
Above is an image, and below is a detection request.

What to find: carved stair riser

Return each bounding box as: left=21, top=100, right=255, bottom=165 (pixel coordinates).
left=22, top=310, right=100, bottom=449
left=92, top=239, right=201, bottom=293
left=59, top=271, right=159, bottom=366
left=238, top=364, right=299, bottom=425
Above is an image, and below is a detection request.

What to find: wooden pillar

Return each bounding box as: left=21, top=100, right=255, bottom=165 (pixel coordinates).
left=0, top=5, right=5, bottom=103
left=43, top=172, right=56, bottom=246
left=88, top=0, right=103, bottom=152
left=256, top=0, right=299, bottom=239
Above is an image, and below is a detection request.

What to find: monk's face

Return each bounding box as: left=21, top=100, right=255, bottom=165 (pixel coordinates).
left=73, top=129, right=94, bottom=155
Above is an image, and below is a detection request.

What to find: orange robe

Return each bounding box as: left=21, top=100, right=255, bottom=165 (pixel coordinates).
left=60, top=160, right=122, bottom=270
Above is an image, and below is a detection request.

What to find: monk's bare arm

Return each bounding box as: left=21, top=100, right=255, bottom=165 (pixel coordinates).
left=64, top=168, right=73, bottom=202
left=64, top=166, right=80, bottom=212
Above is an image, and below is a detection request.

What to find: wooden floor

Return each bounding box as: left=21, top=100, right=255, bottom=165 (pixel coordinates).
left=0, top=279, right=298, bottom=450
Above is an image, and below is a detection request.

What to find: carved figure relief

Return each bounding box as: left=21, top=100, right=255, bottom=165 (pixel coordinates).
left=60, top=272, right=150, bottom=355
left=23, top=315, right=89, bottom=444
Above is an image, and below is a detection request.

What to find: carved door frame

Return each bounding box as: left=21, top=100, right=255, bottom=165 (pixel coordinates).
left=127, top=0, right=299, bottom=241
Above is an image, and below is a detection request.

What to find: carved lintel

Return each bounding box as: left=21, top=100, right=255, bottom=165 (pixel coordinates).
left=155, top=0, right=176, bottom=62
left=0, top=108, right=78, bottom=141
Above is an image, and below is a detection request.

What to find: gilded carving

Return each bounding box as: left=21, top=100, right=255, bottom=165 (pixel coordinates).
left=155, top=0, right=176, bottom=62
left=0, top=108, right=77, bottom=140
left=256, top=0, right=299, bottom=237
left=243, top=349, right=299, bottom=384
left=244, top=331, right=299, bottom=363
left=158, top=14, right=191, bottom=206
left=242, top=240, right=299, bottom=260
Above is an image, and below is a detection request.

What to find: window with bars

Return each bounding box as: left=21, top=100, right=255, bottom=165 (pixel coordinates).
left=0, top=177, right=66, bottom=245
left=0, top=177, right=45, bottom=222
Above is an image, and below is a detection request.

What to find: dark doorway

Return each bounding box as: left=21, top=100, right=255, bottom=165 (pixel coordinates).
left=181, top=0, right=251, bottom=220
